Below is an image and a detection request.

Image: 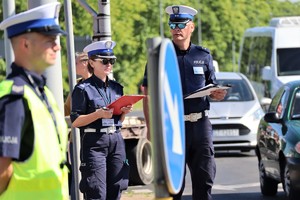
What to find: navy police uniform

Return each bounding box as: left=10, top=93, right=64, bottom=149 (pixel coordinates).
left=70, top=41, right=129, bottom=200
left=175, top=43, right=217, bottom=200
left=143, top=5, right=217, bottom=200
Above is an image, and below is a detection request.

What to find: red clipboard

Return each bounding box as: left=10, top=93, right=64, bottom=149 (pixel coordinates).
left=107, top=95, right=145, bottom=115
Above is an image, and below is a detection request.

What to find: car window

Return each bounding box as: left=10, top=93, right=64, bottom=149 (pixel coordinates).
left=268, top=88, right=284, bottom=112
left=212, top=79, right=254, bottom=102
left=277, top=48, right=300, bottom=76
left=291, top=89, right=300, bottom=119
left=268, top=87, right=288, bottom=119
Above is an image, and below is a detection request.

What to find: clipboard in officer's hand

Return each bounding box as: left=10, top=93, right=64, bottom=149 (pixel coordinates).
left=184, top=84, right=231, bottom=99
left=107, top=95, right=145, bottom=115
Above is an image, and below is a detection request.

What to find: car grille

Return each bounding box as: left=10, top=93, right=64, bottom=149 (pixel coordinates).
left=212, top=124, right=250, bottom=135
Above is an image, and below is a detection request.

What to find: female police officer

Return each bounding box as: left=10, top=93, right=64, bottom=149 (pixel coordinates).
left=70, top=40, right=131, bottom=200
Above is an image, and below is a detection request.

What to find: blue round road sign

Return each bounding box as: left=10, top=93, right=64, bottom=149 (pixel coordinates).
left=158, top=38, right=185, bottom=194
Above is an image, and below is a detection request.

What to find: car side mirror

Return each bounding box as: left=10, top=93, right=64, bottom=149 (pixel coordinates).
left=264, top=112, right=282, bottom=123
left=262, top=66, right=272, bottom=81
left=260, top=97, right=272, bottom=112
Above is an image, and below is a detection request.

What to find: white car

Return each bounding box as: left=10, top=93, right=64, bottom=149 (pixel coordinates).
left=209, top=72, right=264, bottom=152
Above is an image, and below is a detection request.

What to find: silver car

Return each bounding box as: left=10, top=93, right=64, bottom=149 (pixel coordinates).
left=209, top=72, right=264, bottom=152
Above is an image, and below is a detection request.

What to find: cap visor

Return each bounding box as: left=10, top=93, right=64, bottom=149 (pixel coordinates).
left=40, top=29, right=67, bottom=36
left=169, top=18, right=191, bottom=23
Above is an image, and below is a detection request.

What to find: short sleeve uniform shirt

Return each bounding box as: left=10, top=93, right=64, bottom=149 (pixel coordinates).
left=70, top=74, right=124, bottom=129
left=0, top=63, right=46, bottom=161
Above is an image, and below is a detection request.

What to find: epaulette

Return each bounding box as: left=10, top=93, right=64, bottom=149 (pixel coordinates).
left=9, top=77, right=25, bottom=96
left=76, top=81, right=90, bottom=90
left=195, top=45, right=210, bottom=54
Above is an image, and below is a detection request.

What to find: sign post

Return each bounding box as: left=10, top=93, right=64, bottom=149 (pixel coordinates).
left=147, top=37, right=185, bottom=199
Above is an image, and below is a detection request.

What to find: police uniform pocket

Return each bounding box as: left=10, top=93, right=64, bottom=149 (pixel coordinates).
left=120, top=159, right=130, bottom=191
left=79, top=169, right=89, bottom=193
left=80, top=168, right=104, bottom=194
left=89, top=97, right=104, bottom=109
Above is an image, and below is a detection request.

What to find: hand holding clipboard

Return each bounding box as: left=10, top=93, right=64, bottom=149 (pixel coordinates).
left=107, top=95, right=145, bottom=115
left=184, top=84, right=231, bottom=99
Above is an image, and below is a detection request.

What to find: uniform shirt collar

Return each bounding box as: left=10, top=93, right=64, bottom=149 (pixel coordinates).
left=173, top=41, right=192, bottom=55
left=9, top=63, right=46, bottom=89
left=91, top=74, right=109, bottom=88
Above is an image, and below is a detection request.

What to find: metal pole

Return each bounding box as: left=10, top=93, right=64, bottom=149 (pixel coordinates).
left=147, top=37, right=172, bottom=200
left=63, top=0, right=83, bottom=199
left=77, top=0, right=112, bottom=41
left=197, top=0, right=202, bottom=45
left=159, top=0, right=164, bottom=38
left=95, top=0, right=112, bottom=41
left=2, top=0, right=15, bottom=75
left=232, top=41, right=236, bottom=72
left=78, top=0, right=113, bottom=79
left=28, top=0, right=65, bottom=114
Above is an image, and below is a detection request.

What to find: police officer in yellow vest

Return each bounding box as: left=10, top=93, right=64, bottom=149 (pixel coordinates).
left=0, top=2, right=68, bottom=200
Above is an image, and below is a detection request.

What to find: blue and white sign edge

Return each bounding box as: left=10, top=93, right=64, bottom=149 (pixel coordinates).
left=158, top=38, right=185, bottom=194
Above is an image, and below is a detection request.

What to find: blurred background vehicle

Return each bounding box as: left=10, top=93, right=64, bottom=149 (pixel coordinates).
left=255, top=80, right=300, bottom=200
left=238, top=16, right=300, bottom=111
left=210, top=72, right=264, bottom=152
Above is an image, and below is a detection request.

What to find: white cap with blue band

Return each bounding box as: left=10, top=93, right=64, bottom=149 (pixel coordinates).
left=83, top=40, right=117, bottom=59
left=0, top=2, right=66, bottom=38
left=165, top=5, right=198, bottom=22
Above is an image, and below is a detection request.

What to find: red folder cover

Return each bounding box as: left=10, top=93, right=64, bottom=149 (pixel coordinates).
left=107, top=95, right=145, bottom=115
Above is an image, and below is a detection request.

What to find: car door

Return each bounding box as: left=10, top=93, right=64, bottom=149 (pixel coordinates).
left=263, top=87, right=288, bottom=178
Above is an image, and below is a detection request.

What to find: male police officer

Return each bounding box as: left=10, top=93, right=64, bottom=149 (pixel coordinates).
left=0, top=3, right=68, bottom=199
left=142, top=5, right=227, bottom=200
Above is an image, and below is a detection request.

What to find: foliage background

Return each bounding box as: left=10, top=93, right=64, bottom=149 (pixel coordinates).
left=0, top=0, right=300, bottom=98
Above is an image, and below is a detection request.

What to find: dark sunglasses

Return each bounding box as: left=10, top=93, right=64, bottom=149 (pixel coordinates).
left=168, top=22, right=189, bottom=30
left=95, top=58, right=116, bottom=65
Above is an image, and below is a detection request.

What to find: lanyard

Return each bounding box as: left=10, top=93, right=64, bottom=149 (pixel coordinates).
left=93, top=78, right=111, bottom=106
left=25, top=72, right=64, bottom=163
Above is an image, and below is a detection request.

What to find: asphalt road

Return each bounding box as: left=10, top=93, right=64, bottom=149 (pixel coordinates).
left=122, top=150, right=287, bottom=200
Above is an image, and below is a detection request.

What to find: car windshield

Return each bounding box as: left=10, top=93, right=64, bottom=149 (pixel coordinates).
left=210, top=79, right=254, bottom=102
left=277, top=48, right=300, bottom=76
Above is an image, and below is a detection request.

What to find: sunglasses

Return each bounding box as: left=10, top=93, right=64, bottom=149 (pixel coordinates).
left=168, top=22, right=189, bottom=30
left=95, top=58, right=116, bottom=65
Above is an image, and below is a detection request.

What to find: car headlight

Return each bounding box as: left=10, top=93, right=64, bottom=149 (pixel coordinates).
left=295, top=142, right=300, bottom=154
left=251, top=108, right=265, bottom=121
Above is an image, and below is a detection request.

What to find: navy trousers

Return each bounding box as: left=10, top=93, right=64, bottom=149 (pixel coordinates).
left=79, top=131, right=129, bottom=200
left=173, top=116, right=216, bottom=200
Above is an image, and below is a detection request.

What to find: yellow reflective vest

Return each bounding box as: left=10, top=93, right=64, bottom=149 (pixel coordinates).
left=0, top=80, right=69, bottom=200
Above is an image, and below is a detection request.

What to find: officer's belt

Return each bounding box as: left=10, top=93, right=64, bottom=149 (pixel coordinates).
left=84, top=127, right=118, bottom=134
left=184, top=110, right=209, bottom=122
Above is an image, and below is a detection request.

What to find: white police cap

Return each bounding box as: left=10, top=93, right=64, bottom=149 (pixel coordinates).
left=165, top=5, right=198, bottom=22
left=0, top=2, right=66, bottom=38
left=83, top=40, right=117, bottom=59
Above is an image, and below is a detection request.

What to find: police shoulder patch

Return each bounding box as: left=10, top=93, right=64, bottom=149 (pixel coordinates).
left=195, top=45, right=210, bottom=54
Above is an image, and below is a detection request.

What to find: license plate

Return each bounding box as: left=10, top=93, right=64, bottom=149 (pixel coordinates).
left=214, top=129, right=239, bottom=136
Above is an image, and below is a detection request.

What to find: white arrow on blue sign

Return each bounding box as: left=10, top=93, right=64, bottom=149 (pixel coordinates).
left=159, top=38, right=185, bottom=194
